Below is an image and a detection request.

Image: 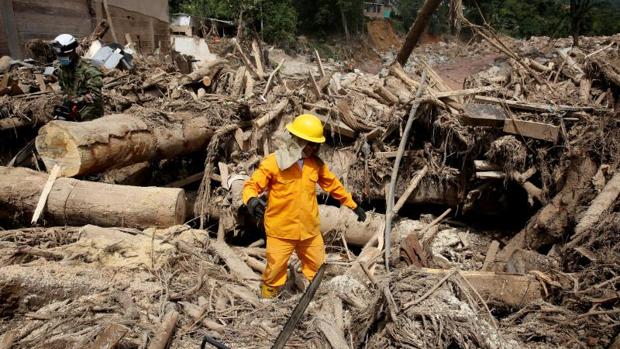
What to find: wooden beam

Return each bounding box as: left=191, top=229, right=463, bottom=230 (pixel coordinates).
left=313, top=112, right=356, bottom=139
left=474, top=160, right=501, bottom=171
left=375, top=150, right=417, bottom=159
left=31, top=165, right=62, bottom=225
left=481, top=240, right=500, bottom=271
left=503, top=118, right=560, bottom=142
left=419, top=268, right=543, bottom=306
left=475, top=95, right=604, bottom=113
left=434, top=86, right=496, bottom=98
left=461, top=103, right=507, bottom=127
left=475, top=171, right=505, bottom=180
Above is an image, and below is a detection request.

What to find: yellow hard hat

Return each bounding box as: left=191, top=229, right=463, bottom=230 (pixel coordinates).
left=286, top=114, right=326, bottom=143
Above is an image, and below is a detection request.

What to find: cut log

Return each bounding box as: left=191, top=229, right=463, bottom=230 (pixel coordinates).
left=148, top=310, right=179, bottom=349
left=0, top=166, right=185, bottom=228
left=35, top=113, right=214, bottom=177
left=374, top=86, right=399, bottom=105
left=420, top=268, right=543, bottom=306
left=253, top=99, right=289, bottom=129
left=88, top=323, right=128, bottom=349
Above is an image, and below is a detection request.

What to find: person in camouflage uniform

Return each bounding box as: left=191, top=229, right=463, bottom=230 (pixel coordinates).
left=52, top=34, right=103, bottom=121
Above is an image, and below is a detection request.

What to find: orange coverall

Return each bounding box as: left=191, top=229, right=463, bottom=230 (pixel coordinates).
left=242, top=153, right=357, bottom=287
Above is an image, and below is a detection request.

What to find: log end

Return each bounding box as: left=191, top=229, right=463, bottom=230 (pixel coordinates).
left=173, top=189, right=187, bottom=226
left=36, top=122, right=82, bottom=177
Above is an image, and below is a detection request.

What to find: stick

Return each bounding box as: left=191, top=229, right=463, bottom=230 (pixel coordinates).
left=31, top=164, right=61, bottom=224
left=314, top=49, right=326, bottom=77
left=309, top=73, right=322, bottom=98
left=147, top=310, right=179, bottom=349
left=233, top=39, right=262, bottom=80
left=102, top=0, right=119, bottom=43
left=272, top=265, right=326, bottom=349
left=261, top=59, right=285, bottom=100
left=253, top=99, right=288, bottom=129
left=402, top=269, right=457, bottom=310
left=251, top=39, right=265, bottom=78
left=419, top=208, right=452, bottom=242
left=384, top=72, right=428, bottom=271
left=392, top=165, right=428, bottom=214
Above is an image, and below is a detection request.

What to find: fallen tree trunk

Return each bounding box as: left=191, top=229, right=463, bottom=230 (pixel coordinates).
left=395, top=0, right=442, bottom=66
left=35, top=113, right=214, bottom=177
left=568, top=171, right=620, bottom=247
left=0, top=166, right=185, bottom=228
left=494, top=157, right=597, bottom=269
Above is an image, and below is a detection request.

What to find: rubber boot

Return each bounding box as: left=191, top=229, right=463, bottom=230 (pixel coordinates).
left=260, top=284, right=280, bottom=299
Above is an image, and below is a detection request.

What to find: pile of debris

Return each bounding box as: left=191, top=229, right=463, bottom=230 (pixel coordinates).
left=0, top=21, right=619, bottom=348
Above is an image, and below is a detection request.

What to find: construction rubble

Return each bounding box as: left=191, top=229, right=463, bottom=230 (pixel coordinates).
left=0, top=23, right=619, bottom=349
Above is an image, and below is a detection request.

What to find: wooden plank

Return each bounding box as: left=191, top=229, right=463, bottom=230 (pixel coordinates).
left=474, top=160, right=500, bottom=171
left=218, top=162, right=229, bottom=189
left=313, top=112, right=356, bottom=139
left=419, top=268, right=543, bottom=306
left=475, top=171, right=505, bottom=180
left=481, top=240, right=500, bottom=271
left=461, top=103, right=506, bottom=127
left=35, top=74, right=47, bottom=92
left=375, top=150, right=416, bottom=159
left=434, top=86, right=495, bottom=98
left=0, top=0, right=23, bottom=59
left=365, top=127, right=383, bottom=141
left=503, top=118, right=560, bottom=142
left=475, top=95, right=602, bottom=113
left=31, top=164, right=61, bottom=225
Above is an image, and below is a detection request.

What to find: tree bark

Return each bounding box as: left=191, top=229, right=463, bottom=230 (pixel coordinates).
left=0, top=166, right=186, bottom=228
left=395, top=0, right=442, bottom=66
left=35, top=113, right=214, bottom=177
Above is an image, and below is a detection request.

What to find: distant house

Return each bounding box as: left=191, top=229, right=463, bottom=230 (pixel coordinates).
left=364, top=1, right=397, bottom=19
left=0, top=0, right=169, bottom=59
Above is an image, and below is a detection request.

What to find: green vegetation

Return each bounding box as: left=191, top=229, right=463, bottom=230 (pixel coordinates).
left=169, top=0, right=620, bottom=45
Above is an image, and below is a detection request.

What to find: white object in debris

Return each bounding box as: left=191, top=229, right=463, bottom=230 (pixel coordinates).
left=104, top=48, right=124, bottom=69
left=84, top=40, right=103, bottom=59
left=171, top=35, right=218, bottom=68
left=90, top=46, right=114, bottom=66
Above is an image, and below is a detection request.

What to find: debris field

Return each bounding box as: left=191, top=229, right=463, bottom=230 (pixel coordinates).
left=0, top=18, right=619, bottom=349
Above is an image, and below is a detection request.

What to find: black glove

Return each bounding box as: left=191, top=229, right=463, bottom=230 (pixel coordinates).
left=247, top=197, right=266, bottom=221
left=353, top=206, right=366, bottom=222
left=53, top=103, right=71, bottom=120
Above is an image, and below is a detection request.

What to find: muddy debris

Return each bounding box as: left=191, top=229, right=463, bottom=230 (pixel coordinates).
left=0, top=21, right=619, bottom=349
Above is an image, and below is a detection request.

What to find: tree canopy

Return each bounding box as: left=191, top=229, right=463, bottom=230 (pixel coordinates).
left=169, top=0, right=620, bottom=44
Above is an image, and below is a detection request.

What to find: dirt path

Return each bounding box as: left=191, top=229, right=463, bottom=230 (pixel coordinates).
left=434, top=53, right=503, bottom=89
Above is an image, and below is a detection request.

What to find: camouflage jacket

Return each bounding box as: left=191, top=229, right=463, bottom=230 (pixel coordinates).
left=58, top=58, right=103, bottom=121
